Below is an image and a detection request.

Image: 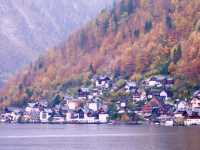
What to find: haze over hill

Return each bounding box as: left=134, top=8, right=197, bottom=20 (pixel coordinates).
left=0, top=0, right=199, bottom=108
left=0, top=0, right=112, bottom=83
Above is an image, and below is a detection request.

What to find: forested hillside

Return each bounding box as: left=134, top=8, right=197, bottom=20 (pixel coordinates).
left=0, top=0, right=199, bottom=109
left=0, top=0, right=111, bottom=84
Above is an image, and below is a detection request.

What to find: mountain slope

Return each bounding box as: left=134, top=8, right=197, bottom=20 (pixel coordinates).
left=0, top=0, right=112, bottom=83
left=0, top=0, right=199, bottom=108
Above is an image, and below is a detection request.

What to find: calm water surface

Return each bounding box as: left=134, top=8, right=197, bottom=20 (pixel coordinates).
left=0, top=124, right=199, bottom=150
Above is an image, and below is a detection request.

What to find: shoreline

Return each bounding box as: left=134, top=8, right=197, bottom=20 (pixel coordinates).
left=1, top=121, right=199, bottom=127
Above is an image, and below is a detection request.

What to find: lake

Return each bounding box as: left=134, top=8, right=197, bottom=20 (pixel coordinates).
left=0, top=124, right=199, bottom=150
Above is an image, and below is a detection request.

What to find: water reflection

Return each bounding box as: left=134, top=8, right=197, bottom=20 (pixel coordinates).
left=0, top=124, right=199, bottom=150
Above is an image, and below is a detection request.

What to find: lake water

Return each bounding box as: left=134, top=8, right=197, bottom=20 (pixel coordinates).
left=0, top=124, right=199, bottom=150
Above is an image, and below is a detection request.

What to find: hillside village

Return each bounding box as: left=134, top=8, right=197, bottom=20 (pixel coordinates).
left=0, top=0, right=199, bottom=127
left=0, top=0, right=199, bottom=111
left=0, top=74, right=200, bottom=126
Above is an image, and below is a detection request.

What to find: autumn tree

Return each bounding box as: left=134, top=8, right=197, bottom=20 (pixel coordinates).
left=49, top=95, right=62, bottom=107
left=195, top=20, right=200, bottom=32
left=88, top=64, right=95, bottom=79
left=170, top=44, right=182, bottom=64
left=25, top=88, right=33, bottom=98
left=98, top=9, right=110, bottom=35
left=166, top=16, right=175, bottom=29
left=114, top=67, right=121, bottom=79
left=79, top=31, right=87, bottom=49
left=110, top=12, right=118, bottom=32
left=144, top=20, right=153, bottom=33
left=133, top=29, right=140, bottom=38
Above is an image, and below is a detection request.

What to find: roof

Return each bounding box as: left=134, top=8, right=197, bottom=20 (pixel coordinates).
left=43, top=108, right=53, bottom=113
left=80, top=87, right=90, bottom=92
left=64, top=95, right=74, bottom=101
left=38, top=101, right=48, bottom=106
left=6, top=107, right=22, bottom=113
left=98, top=75, right=111, bottom=81
left=150, top=97, right=162, bottom=106
left=126, top=81, right=137, bottom=87
left=193, top=90, right=200, bottom=95
left=193, top=90, right=200, bottom=98
left=28, top=103, right=37, bottom=108
left=186, top=116, right=200, bottom=119
left=150, top=75, right=166, bottom=81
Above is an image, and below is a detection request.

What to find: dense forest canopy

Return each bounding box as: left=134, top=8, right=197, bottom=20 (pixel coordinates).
left=0, top=0, right=199, bottom=109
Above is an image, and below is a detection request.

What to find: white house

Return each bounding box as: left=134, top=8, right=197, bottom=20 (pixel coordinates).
left=25, top=103, right=40, bottom=113
left=88, top=95, right=94, bottom=100
left=177, top=101, right=188, bottom=111
left=148, top=80, right=157, bottom=87
left=66, top=112, right=72, bottom=122
left=25, top=107, right=40, bottom=114
left=95, top=76, right=111, bottom=89
left=125, top=81, right=137, bottom=93
left=40, top=110, right=52, bottom=123
left=174, top=113, right=184, bottom=119
left=88, top=103, right=98, bottom=111
left=0, top=114, right=7, bottom=123
left=147, top=80, right=162, bottom=87
left=99, top=114, right=109, bottom=123
left=66, top=108, right=89, bottom=123
left=160, top=90, right=168, bottom=100
left=191, top=98, right=200, bottom=109
left=0, top=113, right=12, bottom=123
left=87, top=116, right=95, bottom=123
left=78, top=87, right=90, bottom=99
left=184, top=117, right=200, bottom=126
left=68, top=102, right=77, bottom=110
left=10, top=112, right=21, bottom=123
left=66, top=100, right=80, bottom=110
left=96, top=81, right=110, bottom=89
left=120, top=102, right=126, bottom=108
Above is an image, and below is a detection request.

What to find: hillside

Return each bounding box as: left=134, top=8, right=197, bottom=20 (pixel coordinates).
left=0, top=0, right=199, bottom=109
left=0, top=0, right=112, bottom=84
